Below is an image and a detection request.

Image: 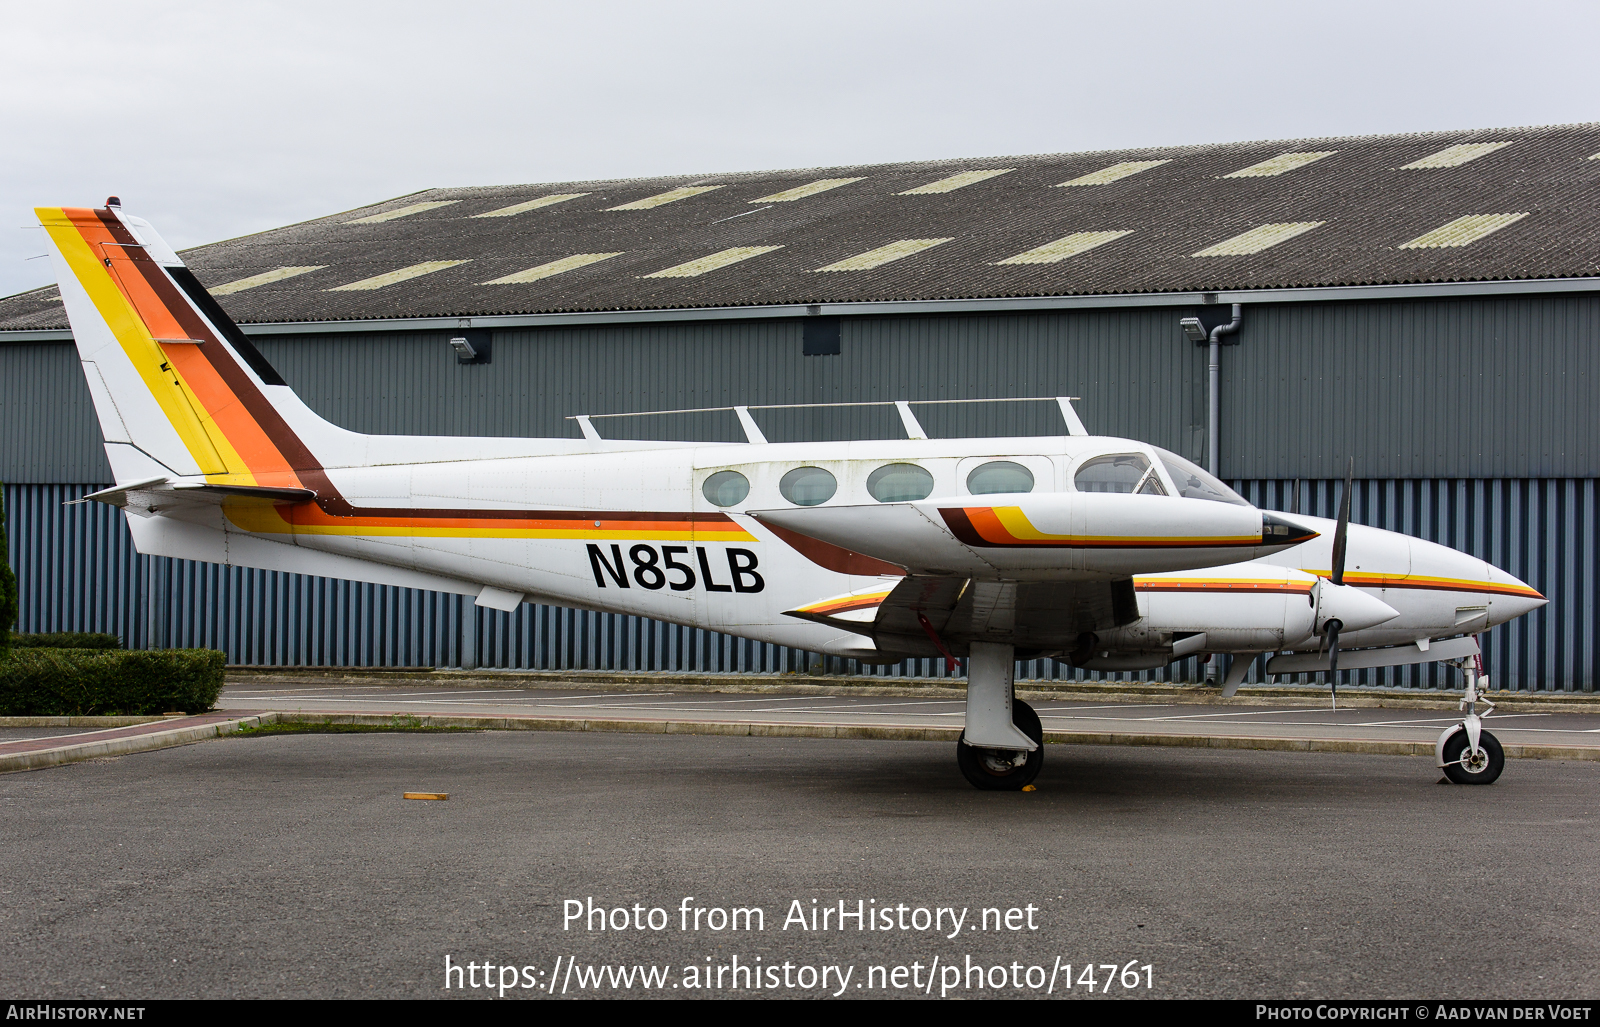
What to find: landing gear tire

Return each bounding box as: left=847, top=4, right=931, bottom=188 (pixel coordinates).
left=957, top=699, right=1044, bottom=791
left=1441, top=729, right=1505, bottom=785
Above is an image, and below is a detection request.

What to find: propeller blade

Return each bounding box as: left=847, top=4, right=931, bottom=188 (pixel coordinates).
left=1330, top=458, right=1353, bottom=586
left=1326, top=618, right=1343, bottom=709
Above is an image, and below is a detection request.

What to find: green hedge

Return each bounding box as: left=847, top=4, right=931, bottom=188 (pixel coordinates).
left=0, top=648, right=225, bottom=716
left=0, top=484, right=15, bottom=662
left=10, top=632, right=124, bottom=650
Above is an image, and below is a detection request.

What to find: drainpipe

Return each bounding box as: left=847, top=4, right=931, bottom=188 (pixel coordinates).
left=1206, top=304, right=1243, bottom=476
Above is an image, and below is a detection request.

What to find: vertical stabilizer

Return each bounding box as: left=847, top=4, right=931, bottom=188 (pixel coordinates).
left=36, top=204, right=362, bottom=489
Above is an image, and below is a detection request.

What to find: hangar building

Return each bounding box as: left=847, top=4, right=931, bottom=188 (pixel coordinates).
left=3, top=124, right=1598, bottom=690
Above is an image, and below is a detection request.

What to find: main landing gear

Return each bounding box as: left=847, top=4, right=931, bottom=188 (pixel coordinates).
left=1436, top=657, right=1505, bottom=785
left=956, top=641, right=1043, bottom=791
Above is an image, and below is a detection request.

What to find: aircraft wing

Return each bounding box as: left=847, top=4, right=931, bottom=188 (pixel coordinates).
left=785, top=574, right=1139, bottom=658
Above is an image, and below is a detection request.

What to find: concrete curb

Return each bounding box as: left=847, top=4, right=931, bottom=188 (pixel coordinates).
left=260, top=712, right=1600, bottom=763
left=0, top=716, right=182, bottom=728
left=0, top=714, right=274, bottom=774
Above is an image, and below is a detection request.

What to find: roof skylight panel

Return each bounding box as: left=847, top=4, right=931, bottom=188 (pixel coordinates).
left=1397, top=213, right=1529, bottom=249
left=994, top=231, right=1132, bottom=265
left=1401, top=142, right=1513, bottom=169
left=1223, top=151, right=1337, bottom=178
left=814, top=238, right=953, bottom=271
left=343, top=201, right=459, bottom=225
left=483, top=253, right=625, bottom=284
left=1192, top=222, right=1325, bottom=257
left=1055, top=160, right=1170, bottom=187
left=209, top=266, right=327, bottom=295
left=607, top=186, right=724, bottom=211
left=751, top=178, right=866, bottom=203
left=641, top=246, right=783, bottom=278
left=897, top=170, right=1013, bottom=195
left=326, top=261, right=470, bottom=291
left=473, top=194, right=589, bottom=217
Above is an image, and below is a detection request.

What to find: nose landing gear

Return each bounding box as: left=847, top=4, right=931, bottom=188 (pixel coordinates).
left=1436, top=657, right=1504, bottom=785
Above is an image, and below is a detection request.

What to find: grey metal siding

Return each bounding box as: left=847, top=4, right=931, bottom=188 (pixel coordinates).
left=5, top=293, right=1598, bottom=482
left=1227, top=294, right=1600, bottom=478
left=7, top=480, right=1593, bottom=692
left=248, top=313, right=1207, bottom=456
left=0, top=342, right=111, bottom=482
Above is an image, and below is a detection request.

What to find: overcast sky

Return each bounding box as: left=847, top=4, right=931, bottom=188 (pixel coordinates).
left=3, top=0, right=1597, bottom=298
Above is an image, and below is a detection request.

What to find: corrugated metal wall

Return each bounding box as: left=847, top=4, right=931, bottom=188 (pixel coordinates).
left=7, top=479, right=1592, bottom=691
left=1227, top=294, right=1600, bottom=478
left=7, top=290, right=1598, bottom=485
left=250, top=311, right=1209, bottom=461
left=2, top=290, right=1596, bottom=689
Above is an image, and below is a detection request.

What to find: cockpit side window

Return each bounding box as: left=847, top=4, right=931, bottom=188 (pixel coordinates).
left=1073, top=453, right=1168, bottom=496
left=1152, top=446, right=1251, bottom=506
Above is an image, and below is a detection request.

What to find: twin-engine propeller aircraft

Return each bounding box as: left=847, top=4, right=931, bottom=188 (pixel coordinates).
left=38, top=202, right=1544, bottom=789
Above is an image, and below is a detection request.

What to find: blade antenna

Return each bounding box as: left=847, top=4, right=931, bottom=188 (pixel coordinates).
left=1326, top=458, right=1354, bottom=709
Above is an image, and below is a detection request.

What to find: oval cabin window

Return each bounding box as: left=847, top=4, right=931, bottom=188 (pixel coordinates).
left=779, top=466, right=837, bottom=506
left=866, top=463, right=934, bottom=503
left=966, top=460, right=1035, bottom=495
left=701, top=470, right=750, bottom=507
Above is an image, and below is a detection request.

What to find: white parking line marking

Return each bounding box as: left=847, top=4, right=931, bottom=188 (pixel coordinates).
left=1140, top=708, right=1342, bottom=721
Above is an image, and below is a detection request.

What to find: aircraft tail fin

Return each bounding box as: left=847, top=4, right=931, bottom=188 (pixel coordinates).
left=35, top=203, right=358, bottom=490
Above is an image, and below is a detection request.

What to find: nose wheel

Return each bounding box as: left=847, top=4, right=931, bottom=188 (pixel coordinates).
left=1436, top=655, right=1505, bottom=785
left=1440, top=729, right=1504, bottom=784
left=957, top=699, right=1044, bottom=791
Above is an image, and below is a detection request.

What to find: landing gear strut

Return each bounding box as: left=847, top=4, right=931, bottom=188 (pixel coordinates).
left=957, top=641, right=1043, bottom=791
left=1436, top=657, right=1504, bottom=785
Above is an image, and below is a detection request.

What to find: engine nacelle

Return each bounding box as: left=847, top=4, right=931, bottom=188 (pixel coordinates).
left=753, top=494, right=1317, bottom=580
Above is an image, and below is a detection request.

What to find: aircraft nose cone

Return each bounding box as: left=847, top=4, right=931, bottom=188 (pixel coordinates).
left=1260, top=512, right=1320, bottom=549
left=1318, top=581, right=1399, bottom=633
left=1486, top=567, right=1547, bottom=625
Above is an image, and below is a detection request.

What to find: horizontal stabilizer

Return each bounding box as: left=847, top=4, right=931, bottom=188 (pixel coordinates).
left=71, top=476, right=169, bottom=507
left=171, top=482, right=317, bottom=505
left=75, top=478, right=315, bottom=509
left=1265, top=635, right=1479, bottom=675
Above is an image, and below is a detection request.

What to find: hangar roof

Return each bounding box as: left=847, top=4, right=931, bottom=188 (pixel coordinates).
left=6, top=122, right=1600, bottom=331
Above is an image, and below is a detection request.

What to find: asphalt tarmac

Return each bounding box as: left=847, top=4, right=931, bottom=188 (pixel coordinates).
left=2, top=728, right=1596, bottom=1000
left=218, top=682, right=1600, bottom=750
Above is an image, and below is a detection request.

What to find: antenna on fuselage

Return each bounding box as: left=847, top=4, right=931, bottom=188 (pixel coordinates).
left=733, top=406, right=768, bottom=444
left=1056, top=397, right=1088, bottom=436
left=894, top=401, right=927, bottom=440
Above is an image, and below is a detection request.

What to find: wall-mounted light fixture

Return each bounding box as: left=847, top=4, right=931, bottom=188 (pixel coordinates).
left=448, top=320, right=491, bottom=364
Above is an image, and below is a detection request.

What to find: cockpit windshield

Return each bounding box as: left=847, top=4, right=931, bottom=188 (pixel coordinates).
left=1152, top=447, right=1251, bottom=506
left=1073, top=453, right=1168, bottom=496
